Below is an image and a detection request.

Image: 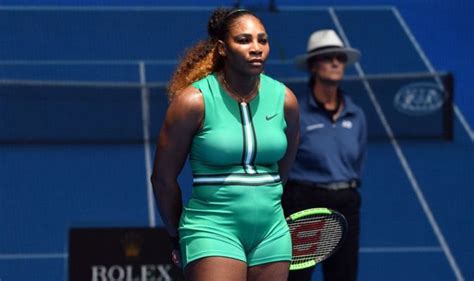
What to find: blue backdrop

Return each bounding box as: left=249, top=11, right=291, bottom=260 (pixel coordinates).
left=0, top=1, right=472, bottom=281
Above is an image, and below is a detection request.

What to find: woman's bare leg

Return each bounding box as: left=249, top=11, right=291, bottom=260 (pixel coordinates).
left=247, top=261, right=290, bottom=281
left=184, top=257, right=247, bottom=281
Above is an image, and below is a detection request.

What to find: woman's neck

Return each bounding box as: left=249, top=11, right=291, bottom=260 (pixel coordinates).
left=220, top=69, right=260, bottom=103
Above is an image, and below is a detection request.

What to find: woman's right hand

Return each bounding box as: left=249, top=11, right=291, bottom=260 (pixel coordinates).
left=171, top=249, right=182, bottom=268
left=168, top=235, right=182, bottom=267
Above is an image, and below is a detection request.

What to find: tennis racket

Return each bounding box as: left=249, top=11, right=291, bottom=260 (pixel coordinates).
left=286, top=207, right=348, bottom=271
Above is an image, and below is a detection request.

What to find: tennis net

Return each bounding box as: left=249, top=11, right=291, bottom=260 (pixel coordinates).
left=0, top=71, right=453, bottom=144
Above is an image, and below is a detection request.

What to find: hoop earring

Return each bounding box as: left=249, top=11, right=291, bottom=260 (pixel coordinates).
left=217, top=40, right=226, bottom=57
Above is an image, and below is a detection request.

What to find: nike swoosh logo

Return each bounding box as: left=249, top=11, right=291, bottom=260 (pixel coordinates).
left=265, top=113, right=278, bottom=120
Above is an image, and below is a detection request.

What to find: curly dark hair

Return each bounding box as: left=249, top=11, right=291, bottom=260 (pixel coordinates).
left=167, top=8, right=258, bottom=100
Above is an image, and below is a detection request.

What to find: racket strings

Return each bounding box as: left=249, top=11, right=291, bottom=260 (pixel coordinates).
left=289, top=214, right=345, bottom=264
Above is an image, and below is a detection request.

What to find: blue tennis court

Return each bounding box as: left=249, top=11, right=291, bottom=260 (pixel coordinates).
left=0, top=5, right=473, bottom=281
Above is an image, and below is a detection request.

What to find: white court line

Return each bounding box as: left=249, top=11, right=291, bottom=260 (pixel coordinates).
left=0, top=253, right=67, bottom=260
left=453, top=104, right=474, bottom=141
left=360, top=246, right=443, bottom=253
left=139, top=61, right=156, bottom=228
left=392, top=7, right=474, bottom=143
left=329, top=8, right=464, bottom=281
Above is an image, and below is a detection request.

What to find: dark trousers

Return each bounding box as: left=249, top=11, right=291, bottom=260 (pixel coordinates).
left=282, top=181, right=361, bottom=281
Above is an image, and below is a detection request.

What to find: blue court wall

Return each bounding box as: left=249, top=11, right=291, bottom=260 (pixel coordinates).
left=1, top=0, right=472, bottom=127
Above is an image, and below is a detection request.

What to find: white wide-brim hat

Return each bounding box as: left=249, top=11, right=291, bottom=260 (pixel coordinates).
left=295, top=29, right=361, bottom=71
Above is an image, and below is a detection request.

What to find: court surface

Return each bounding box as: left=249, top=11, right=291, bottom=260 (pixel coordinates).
left=0, top=5, right=473, bottom=281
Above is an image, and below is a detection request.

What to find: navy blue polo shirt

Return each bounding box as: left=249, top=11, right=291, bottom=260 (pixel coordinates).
left=288, top=89, right=367, bottom=184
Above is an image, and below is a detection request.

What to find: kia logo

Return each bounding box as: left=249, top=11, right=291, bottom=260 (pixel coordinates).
left=393, top=82, right=444, bottom=115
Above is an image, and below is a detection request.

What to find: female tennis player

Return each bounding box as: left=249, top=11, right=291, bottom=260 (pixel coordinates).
left=151, top=7, right=299, bottom=281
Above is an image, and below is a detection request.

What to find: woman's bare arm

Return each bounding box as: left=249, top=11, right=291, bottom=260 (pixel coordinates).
left=150, top=86, right=204, bottom=237
left=278, top=87, right=300, bottom=184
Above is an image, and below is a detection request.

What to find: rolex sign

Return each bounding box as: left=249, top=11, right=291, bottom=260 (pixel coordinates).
left=69, top=227, right=184, bottom=281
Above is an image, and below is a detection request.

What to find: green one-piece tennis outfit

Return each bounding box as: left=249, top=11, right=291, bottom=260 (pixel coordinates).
left=178, top=73, right=292, bottom=268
